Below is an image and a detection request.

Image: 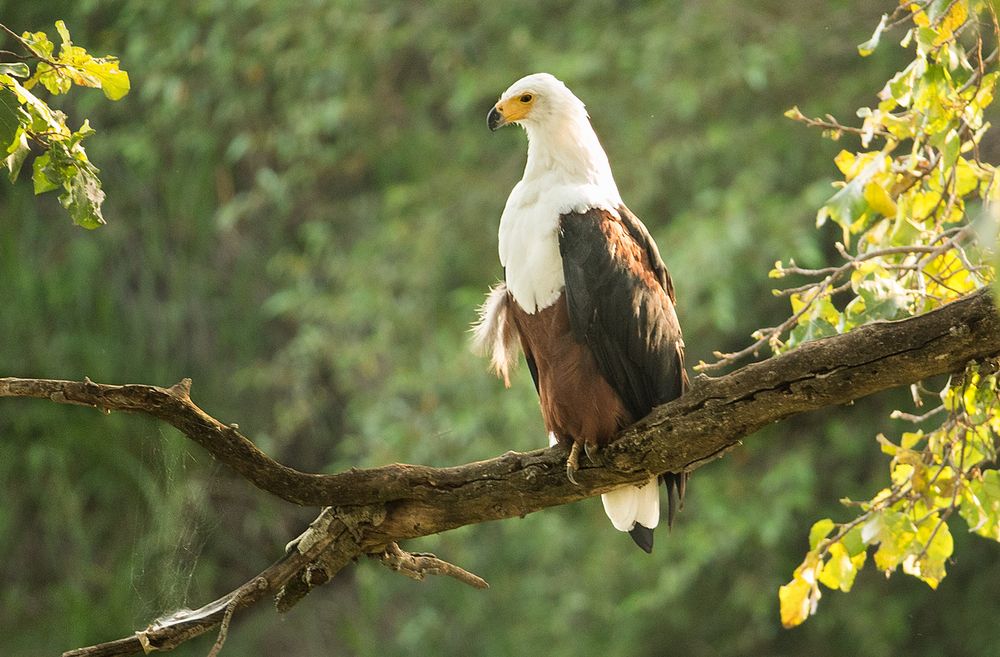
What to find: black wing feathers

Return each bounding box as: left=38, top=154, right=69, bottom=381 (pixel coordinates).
left=524, top=350, right=540, bottom=395
left=559, top=207, right=686, bottom=422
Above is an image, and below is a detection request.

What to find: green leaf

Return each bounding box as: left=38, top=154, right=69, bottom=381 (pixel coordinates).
left=817, top=176, right=867, bottom=242
left=872, top=510, right=917, bottom=571
left=0, top=62, right=31, bottom=78
left=32, top=152, right=59, bottom=194
left=961, top=470, right=1000, bottom=540
left=59, top=163, right=106, bottom=228
left=7, top=77, right=63, bottom=134
left=841, top=525, right=866, bottom=557
left=6, top=132, right=30, bottom=182
left=0, top=85, right=21, bottom=150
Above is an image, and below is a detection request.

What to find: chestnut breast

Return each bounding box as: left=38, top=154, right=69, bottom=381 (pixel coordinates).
left=508, top=292, right=631, bottom=448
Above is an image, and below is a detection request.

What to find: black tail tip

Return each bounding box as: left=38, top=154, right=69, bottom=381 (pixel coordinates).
left=629, top=524, right=655, bottom=553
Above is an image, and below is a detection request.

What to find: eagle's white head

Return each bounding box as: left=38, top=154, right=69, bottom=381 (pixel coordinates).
left=487, top=73, right=589, bottom=133
left=488, top=72, right=620, bottom=196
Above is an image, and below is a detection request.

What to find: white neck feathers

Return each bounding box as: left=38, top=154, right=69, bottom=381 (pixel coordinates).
left=522, top=111, right=619, bottom=193
left=498, top=80, right=623, bottom=314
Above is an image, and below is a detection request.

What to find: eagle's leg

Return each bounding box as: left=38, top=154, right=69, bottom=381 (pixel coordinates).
left=566, top=441, right=581, bottom=486
left=566, top=439, right=600, bottom=485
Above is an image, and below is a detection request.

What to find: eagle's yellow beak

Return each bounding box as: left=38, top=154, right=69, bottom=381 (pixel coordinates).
left=487, top=93, right=535, bottom=131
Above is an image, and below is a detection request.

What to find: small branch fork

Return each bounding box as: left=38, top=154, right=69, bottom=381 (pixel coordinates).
left=4, top=288, right=1000, bottom=656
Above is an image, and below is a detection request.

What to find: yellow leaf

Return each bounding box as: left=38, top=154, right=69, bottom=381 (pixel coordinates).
left=55, top=19, right=72, bottom=47
left=924, top=251, right=979, bottom=299
left=955, top=157, right=985, bottom=196
left=900, top=431, right=924, bottom=450
left=83, top=59, right=130, bottom=101
left=779, top=555, right=822, bottom=628
left=809, top=518, right=835, bottom=550
left=890, top=463, right=915, bottom=488
left=910, top=190, right=942, bottom=220
left=784, top=106, right=805, bottom=121
left=934, top=0, right=968, bottom=45
left=818, top=541, right=866, bottom=592
left=873, top=510, right=916, bottom=571
left=779, top=574, right=814, bottom=628
left=876, top=433, right=898, bottom=456
left=863, top=181, right=897, bottom=217
left=834, top=150, right=856, bottom=177
left=902, top=519, right=953, bottom=589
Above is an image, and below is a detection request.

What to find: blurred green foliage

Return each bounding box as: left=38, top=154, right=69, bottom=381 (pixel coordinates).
left=2, top=1, right=999, bottom=656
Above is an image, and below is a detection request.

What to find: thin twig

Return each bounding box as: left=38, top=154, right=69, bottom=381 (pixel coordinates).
left=890, top=404, right=946, bottom=423
left=787, top=109, right=891, bottom=139
left=206, top=578, right=267, bottom=657
left=372, top=543, right=489, bottom=590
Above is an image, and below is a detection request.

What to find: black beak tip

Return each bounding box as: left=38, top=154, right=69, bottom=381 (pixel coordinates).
left=487, top=106, right=502, bottom=132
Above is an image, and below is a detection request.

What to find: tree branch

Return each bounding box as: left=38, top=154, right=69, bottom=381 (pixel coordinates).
left=5, top=287, right=1000, bottom=657
left=371, top=542, right=489, bottom=589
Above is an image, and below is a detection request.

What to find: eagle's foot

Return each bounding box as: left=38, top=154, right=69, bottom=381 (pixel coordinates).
left=566, top=441, right=581, bottom=486
left=584, top=439, right=600, bottom=464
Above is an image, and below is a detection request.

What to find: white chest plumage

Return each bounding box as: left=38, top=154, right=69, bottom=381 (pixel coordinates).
left=498, top=179, right=564, bottom=314
left=499, top=174, right=621, bottom=314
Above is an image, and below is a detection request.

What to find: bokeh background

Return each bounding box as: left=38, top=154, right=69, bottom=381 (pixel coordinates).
left=2, top=1, right=999, bottom=655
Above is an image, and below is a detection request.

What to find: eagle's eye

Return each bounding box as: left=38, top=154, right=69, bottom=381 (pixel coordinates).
left=519, top=94, right=533, bottom=103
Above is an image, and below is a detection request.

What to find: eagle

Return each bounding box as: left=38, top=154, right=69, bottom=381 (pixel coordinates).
left=472, top=73, right=688, bottom=553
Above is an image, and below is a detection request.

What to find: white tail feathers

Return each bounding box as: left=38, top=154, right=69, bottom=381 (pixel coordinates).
left=470, top=283, right=520, bottom=387
left=601, top=477, right=660, bottom=532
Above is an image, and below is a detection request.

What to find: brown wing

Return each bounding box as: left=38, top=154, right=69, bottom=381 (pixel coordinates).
left=559, top=206, right=688, bottom=526
left=558, top=206, right=686, bottom=420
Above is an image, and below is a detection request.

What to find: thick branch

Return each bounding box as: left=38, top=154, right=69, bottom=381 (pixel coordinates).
left=6, top=288, right=1000, bottom=657
left=4, top=289, right=998, bottom=534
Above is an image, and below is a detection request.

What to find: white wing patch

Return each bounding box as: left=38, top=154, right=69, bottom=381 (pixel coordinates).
left=601, top=477, right=660, bottom=532
left=499, top=177, right=620, bottom=314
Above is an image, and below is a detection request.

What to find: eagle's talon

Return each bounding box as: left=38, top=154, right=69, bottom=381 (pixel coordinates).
left=566, top=441, right=581, bottom=486
left=584, top=440, right=599, bottom=464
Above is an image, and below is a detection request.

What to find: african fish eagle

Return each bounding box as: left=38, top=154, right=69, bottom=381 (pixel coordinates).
left=472, top=73, right=688, bottom=553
